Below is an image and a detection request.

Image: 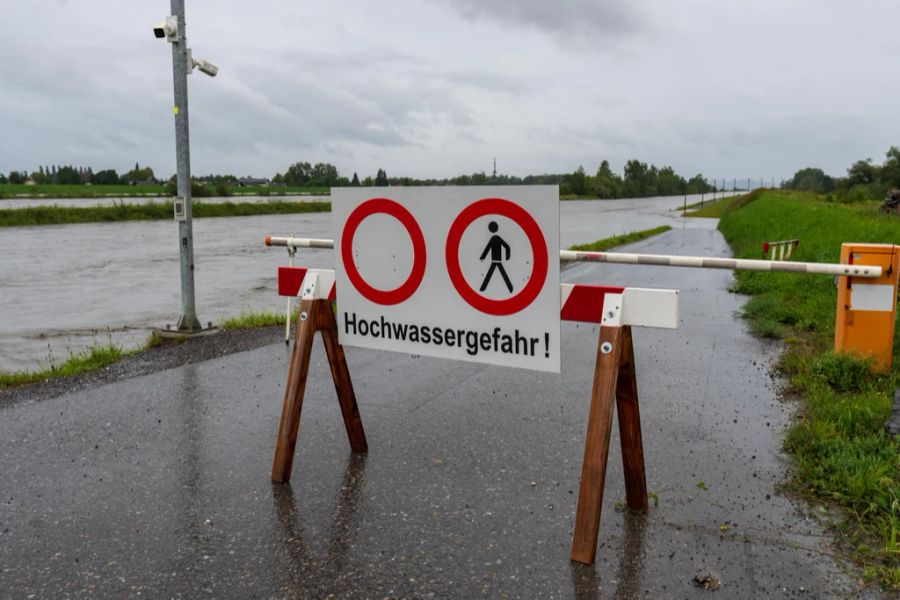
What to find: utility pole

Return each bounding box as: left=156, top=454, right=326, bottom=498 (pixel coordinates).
left=169, top=0, right=201, bottom=331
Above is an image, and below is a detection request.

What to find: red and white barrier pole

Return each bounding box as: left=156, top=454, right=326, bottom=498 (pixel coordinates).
left=265, top=236, right=882, bottom=279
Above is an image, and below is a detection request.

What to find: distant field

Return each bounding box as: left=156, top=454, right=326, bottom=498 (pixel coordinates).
left=0, top=183, right=330, bottom=199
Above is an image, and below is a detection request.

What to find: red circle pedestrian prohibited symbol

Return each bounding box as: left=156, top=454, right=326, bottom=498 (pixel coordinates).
left=445, top=197, right=549, bottom=316
left=342, top=198, right=427, bottom=305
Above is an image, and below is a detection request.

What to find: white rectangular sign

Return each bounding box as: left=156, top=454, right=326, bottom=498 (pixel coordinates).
left=332, top=186, right=560, bottom=372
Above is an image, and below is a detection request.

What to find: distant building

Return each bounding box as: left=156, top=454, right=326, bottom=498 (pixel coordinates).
left=238, top=177, right=270, bottom=187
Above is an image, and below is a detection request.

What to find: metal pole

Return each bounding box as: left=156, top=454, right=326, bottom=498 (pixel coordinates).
left=263, top=236, right=884, bottom=279
left=171, top=0, right=201, bottom=331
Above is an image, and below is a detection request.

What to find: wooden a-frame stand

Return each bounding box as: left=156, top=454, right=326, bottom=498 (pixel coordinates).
left=571, top=324, right=648, bottom=564
left=271, top=296, right=367, bottom=483
left=270, top=284, right=648, bottom=565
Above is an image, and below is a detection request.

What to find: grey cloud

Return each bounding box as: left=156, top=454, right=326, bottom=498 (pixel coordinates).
left=435, top=0, right=643, bottom=39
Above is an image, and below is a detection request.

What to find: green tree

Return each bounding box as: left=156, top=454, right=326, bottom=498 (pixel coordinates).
left=282, top=162, right=312, bottom=186
left=31, top=167, right=51, bottom=184
left=881, top=146, right=900, bottom=187
left=623, top=159, right=650, bottom=197
left=8, top=171, right=25, bottom=184
left=590, top=160, right=622, bottom=198
left=351, top=172, right=360, bottom=186
left=374, top=168, right=389, bottom=187
left=656, top=166, right=684, bottom=196
left=846, top=159, right=878, bottom=187
left=56, top=165, right=82, bottom=185
left=785, top=167, right=834, bottom=193
left=92, top=169, right=120, bottom=185
left=308, top=162, right=340, bottom=187
left=123, top=163, right=155, bottom=182
left=565, top=166, right=587, bottom=196
left=685, top=174, right=711, bottom=194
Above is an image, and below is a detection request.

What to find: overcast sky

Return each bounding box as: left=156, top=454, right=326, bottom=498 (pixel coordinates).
left=2, top=0, right=899, bottom=182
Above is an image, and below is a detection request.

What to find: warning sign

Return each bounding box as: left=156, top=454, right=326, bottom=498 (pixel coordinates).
left=332, top=186, right=560, bottom=372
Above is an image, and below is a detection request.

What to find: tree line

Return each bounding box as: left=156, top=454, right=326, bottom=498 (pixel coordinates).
left=1, top=163, right=156, bottom=186
left=273, top=160, right=715, bottom=197
left=784, top=146, right=900, bottom=201
left=3, top=159, right=717, bottom=199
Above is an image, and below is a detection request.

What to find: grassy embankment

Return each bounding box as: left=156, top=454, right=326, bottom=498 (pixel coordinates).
left=0, top=333, right=162, bottom=390
left=684, top=194, right=746, bottom=218
left=0, top=183, right=328, bottom=199
left=568, top=225, right=672, bottom=251
left=717, top=189, right=900, bottom=588
left=0, top=225, right=673, bottom=389
left=0, top=200, right=331, bottom=227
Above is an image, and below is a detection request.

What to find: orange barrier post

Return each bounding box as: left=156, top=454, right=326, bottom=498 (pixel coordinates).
left=834, top=243, right=900, bottom=371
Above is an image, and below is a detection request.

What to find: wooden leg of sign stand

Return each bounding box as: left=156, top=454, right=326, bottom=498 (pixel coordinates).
left=571, top=325, right=648, bottom=565
left=271, top=299, right=367, bottom=484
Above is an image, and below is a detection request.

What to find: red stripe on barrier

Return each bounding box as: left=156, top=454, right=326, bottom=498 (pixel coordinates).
left=278, top=266, right=338, bottom=300
left=561, top=285, right=625, bottom=323
left=278, top=266, right=307, bottom=297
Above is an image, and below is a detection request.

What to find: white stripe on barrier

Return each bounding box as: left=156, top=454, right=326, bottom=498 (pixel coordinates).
left=622, top=288, right=680, bottom=329
left=850, top=283, right=896, bottom=312
left=299, top=269, right=335, bottom=301
left=265, top=236, right=882, bottom=278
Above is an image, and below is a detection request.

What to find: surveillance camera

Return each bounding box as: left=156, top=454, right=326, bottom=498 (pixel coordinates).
left=153, top=16, right=178, bottom=42
left=192, top=58, right=219, bottom=77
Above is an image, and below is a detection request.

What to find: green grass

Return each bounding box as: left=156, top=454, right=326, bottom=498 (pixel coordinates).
left=0, top=200, right=331, bottom=227
left=567, top=225, right=672, bottom=252
left=0, top=331, right=164, bottom=390
left=0, top=344, right=124, bottom=389
left=685, top=194, right=744, bottom=218
left=0, top=307, right=296, bottom=390
left=718, top=189, right=900, bottom=588
left=220, top=310, right=291, bottom=330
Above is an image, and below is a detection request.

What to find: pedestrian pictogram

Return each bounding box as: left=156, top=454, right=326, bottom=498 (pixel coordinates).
left=479, top=221, right=513, bottom=293
left=332, top=186, right=560, bottom=372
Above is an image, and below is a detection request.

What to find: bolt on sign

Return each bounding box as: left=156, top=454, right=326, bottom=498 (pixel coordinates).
left=332, top=186, right=560, bottom=372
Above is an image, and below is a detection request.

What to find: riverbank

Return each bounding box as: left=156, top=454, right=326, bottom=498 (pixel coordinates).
left=717, top=189, right=900, bottom=589
left=0, top=326, right=286, bottom=408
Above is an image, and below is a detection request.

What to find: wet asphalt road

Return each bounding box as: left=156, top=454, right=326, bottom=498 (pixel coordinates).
left=0, top=227, right=879, bottom=598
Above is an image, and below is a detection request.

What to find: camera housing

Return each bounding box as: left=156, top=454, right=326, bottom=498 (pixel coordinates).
left=153, top=16, right=178, bottom=42
left=193, top=59, right=219, bottom=77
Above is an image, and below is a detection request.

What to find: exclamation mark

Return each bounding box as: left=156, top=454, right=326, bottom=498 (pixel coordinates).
left=544, top=332, right=550, bottom=358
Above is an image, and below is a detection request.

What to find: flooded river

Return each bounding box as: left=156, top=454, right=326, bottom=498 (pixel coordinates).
left=0, top=193, right=730, bottom=372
